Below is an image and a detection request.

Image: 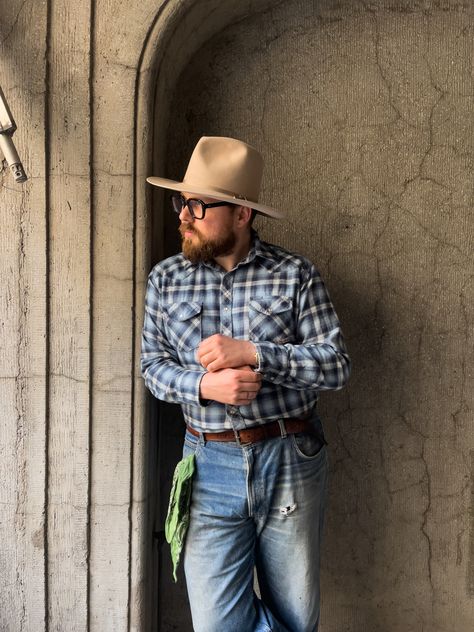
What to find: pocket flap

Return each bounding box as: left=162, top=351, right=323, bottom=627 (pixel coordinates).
left=249, top=296, right=292, bottom=315
left=166, top=301, right=202, bottom=321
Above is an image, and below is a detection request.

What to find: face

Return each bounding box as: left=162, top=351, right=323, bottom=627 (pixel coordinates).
left=178, top=193, right=237, bottom=263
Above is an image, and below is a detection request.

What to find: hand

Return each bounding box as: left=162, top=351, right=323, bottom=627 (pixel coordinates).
left=198, top=334, right=256, bottom=372
left=199, top=368, right=262, bottom=405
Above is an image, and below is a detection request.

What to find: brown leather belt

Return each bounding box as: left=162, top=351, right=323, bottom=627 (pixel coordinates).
left=186, top=418, right=314, bottom=446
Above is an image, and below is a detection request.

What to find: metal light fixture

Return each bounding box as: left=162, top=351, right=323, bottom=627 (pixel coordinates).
left=0, top=84, right=27, bottom=183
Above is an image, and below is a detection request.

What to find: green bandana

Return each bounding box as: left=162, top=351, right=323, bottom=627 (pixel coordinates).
left=165, top=454, right=195, bottom=582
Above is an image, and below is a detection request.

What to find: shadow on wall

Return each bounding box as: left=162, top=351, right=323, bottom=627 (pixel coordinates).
left=150, top=1, right=474, bottom=630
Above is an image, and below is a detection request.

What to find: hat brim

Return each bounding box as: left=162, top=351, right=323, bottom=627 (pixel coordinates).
left=146, top=176, right=284, bottom=219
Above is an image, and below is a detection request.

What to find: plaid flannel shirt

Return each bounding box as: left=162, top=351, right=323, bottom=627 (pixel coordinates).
left=141, top=232, right=350, bottom=432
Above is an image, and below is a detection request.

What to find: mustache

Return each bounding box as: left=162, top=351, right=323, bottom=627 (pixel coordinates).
left=179, top=223, right=201, bottom=238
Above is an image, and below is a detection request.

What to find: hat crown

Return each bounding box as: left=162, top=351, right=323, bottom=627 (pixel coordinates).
left=183, top=136, right=263, bottom=202
left=146, top=135, right=284, bottom=218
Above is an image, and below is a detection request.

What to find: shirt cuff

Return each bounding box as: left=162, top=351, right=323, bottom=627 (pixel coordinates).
left=177, top=369, right=209, bottom=406
left=197, top=372, right=212, bottom=407
left=252, top=341, right=288, bottom=376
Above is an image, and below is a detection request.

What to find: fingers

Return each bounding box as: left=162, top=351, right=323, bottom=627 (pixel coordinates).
left=234, top=370, right=261, bottom=404
left=234, top=369, right=262, bottom=382
left=197, top=335, right=224, bottom=370
left=236, top=382, right=261, bottom=395
left=197, top=335, right=250, bottom=372
left=197, top=334, right=222, bottom=357
left=234, top=394, right=257, bottom=405
left=224, top=368, right=261, bottom=405
left=199, top=367, right=262, bottom=405
left=199, top=350, right=214, bottom=370
left=205, top=356, right=254, bottom=372
left=233, top=384, right=260, bottom=405
left=196, top=347, right=209, bottom=367
left=204, top=356, right=225, bottom=372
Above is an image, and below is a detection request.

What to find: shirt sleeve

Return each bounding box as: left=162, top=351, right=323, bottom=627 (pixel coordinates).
left=253, top=264, right=351, bottom=390
left=140, top=273, right=206, bottom=406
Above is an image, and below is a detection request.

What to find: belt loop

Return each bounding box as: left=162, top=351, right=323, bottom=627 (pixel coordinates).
left=233, top=428, right=243, bottom=447
left=198, top=431, right=206, bottom=446
left=233, top=427, right=252, bottom=447
left=278, top=419, right=287, bottom=439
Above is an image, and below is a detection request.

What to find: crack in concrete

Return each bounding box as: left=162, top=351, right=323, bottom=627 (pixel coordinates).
left=368, top=6, right=404, bottom=125
left=419, top=89, right=446, bottom=179
left=389, top=473, right=428, bottom=494
left=99, top=51, right=137, bottom=72
left=95, top=168, right=131, bottom=178
left=50, top=501, right=132, bottom=509
left=0, top=0, right=29, bottom=45
left=372, top=207, right=391, bottom=253
left=50, top=372, right=88, bottom=384
left=456, top=277, right=473, bottom=431
left=258, top=64, right=273, bottom=156
left=377, top=423, right=393, bottom=500
left=97, top=272, right=133, bottom=282
left=456, top=526, right=467, bottom=566
left=396, top=197, right=469, bottom=261
left=399, top=87, right=446, bottom=197
left=420, top=440, right=435, bottom=612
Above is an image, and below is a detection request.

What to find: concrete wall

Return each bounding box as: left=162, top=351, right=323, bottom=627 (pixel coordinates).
left=163, top=1, right=474, bottom=630
left=0, top=0, right=472, bottom=630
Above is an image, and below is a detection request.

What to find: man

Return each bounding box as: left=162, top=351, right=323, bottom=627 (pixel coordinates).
left=141, top=136, right=350, bottom=632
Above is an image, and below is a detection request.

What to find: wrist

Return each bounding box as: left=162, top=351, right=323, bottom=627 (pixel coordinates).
left=246, top=341, right=258, bottom=366
left=199, top=372, right=211, bottom=401
left=249, top=342, right=262, bottom=372
left=254, top=349, right=261, bottom=372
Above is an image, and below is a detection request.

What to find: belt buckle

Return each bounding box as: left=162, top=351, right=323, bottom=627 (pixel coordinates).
left=233, top=428, right=252, bottom=447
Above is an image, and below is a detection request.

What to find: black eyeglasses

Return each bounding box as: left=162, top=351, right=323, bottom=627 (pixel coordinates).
left=171, top=193, right=232, bottom=220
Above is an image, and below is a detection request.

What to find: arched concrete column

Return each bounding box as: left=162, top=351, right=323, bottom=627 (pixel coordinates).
left=131, top=1, right=278, bottom=628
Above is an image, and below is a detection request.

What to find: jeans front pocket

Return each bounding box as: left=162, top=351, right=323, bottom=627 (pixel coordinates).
left=291, top=431, right=326, bottom=460
left=164, top=301, right=202, bottom=352
left=248, top=295, right=294, bottom=344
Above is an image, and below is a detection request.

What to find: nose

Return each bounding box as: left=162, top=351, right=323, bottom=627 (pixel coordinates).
left=179, top=201, right=193, bottom=222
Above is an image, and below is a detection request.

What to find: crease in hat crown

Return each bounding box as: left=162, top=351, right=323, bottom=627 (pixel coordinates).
left=146, top=136, right=284, bottom=219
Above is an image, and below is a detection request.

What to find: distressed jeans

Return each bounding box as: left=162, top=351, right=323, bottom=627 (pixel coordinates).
left=182, top=421, right=328, bottom=632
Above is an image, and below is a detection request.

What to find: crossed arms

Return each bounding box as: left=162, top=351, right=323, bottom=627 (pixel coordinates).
left=140, top=264, right=351, bottom=409
left=197, top=335, right=262, bottom=405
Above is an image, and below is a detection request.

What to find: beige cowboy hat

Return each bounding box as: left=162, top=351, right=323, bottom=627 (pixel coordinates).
left=146, top=136, right=284, bottom=219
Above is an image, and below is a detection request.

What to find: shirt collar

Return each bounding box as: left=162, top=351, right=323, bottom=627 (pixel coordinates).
left=250, top=230, right=282, bottom=272
left=181, top=230, right=279, bottom=276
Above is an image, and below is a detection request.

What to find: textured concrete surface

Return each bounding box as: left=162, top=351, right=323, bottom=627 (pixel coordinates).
left=164, top=1, right=474, bottom=629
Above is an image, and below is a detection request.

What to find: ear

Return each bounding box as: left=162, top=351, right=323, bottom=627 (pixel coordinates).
left=235, top=205, right=253, bottom=228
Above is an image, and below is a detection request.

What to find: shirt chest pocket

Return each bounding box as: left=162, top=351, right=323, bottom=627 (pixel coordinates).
left=248, top=295, right=294, bottom=344
left=164, top=301, right=203, bottom=352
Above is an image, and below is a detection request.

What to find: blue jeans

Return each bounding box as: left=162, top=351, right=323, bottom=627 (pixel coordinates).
left=182, top=423, right=328, bottom=632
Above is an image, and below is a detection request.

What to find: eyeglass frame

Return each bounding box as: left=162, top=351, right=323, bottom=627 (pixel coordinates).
left=170, top=193, right=234, bottom=220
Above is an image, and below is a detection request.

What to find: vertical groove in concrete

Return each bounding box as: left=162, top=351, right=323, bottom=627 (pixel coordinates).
left=87, top=1, right=96, bottom=630
left=44, top=0, right=52, bottom=628
left=127, top=1, right=140, bottom=622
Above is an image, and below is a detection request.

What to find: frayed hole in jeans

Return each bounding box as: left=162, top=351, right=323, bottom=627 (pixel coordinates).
left=279, top=503, right=297, bottom=516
